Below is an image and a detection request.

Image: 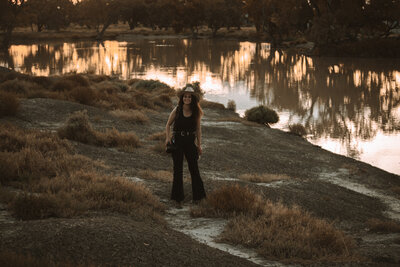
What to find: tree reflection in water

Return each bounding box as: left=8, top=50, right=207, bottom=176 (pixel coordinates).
left=1, top=39, right=399, bottom=162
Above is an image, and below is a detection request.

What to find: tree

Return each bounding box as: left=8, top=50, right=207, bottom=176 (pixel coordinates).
left=204, top=0, right=226, bottom=37
left=25, top=0, right=74, bottom=32
left=0, top=0, right=26, bottom=48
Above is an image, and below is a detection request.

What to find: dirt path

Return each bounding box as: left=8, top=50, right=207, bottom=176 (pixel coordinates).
left=1, top=98, right=400, bottom=266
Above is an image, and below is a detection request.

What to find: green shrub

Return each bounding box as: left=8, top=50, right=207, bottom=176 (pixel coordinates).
left=0, top=91, right=19, bottom=117
left=245, top=105, right=279, bottom=124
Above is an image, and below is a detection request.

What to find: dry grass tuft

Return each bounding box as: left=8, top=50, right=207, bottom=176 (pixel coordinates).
left=367, top=218, right=400, bottom=233
left=58, top=110, right=140, bottom=151
left=152, top=141, right=167, bottom=154
left=227, top=100, right=236, bottom=112
left=191, top=184, right=265, bottom=218
left=57, top=110, right=97, bottom=143
left=238, top=173, right=290, bottom=183
left=0, top=91, right=19, bottom=117
left=138, top=169, right=172, bottom=182
left=148, top=131, right=166, bottom=141
left=64, top=74, right=90, bottom=87
left=0, top=124, right=163, bottom=221
left=0, top=124, right=99, bottom=185
left=192, top=184, right=358, bottom=263
left=110, top=109, right=149, bottom=124
left=51, top=79, right=76, bottom=92
left=220, top=205, right=356, bottom=263
left=10, top=171, right=164, bottom=221
left=289, top=123, right=307, bottom=137
left=200, top=99, right=226, bottom=110
left=69, top=86, right=97, bottom=105
left=0, top=79, right=30, bottom=94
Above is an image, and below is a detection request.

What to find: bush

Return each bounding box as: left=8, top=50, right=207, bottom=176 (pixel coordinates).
left=245, top=105, right=279, bottom=125
left=227, top=100, right=236, bottom=112
left=289, top=123, right=307, bottom=136
left=57, top=110, right=97, bottom=143
left=0, top=91, right=19, bottom=117
left=132, top=79, right=170, bottom=91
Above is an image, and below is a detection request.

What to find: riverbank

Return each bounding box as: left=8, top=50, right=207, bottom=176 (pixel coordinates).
left=6, top=24, right=400, bottom=58
left=1, top=71, right=400, bottom=266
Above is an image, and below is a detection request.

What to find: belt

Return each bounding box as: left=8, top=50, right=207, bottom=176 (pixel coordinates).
left=173, top=131, right=196, bottom=137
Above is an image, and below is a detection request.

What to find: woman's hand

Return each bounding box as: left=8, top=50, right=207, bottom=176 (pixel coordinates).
left=197, top=145, right=202, bottom=156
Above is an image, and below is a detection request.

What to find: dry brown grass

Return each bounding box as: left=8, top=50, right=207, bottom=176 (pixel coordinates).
left=200, top=99, right=226, bottom=110
left=148, top=131, right=166, bottom=141
left=289, top=123, right=307, bottom=137
left=191, top=184, right=265, bottom=218
left=0, top=123, right=97, bottom=185
left=367, top=218, right=400, bottom=233
left=69, top=86, right=96, bottom=105
left=10, top=171, right=164, bottom=221
left=152, top=141, right=167, bottom=154
left=0, top=91, right=19, bottom=117
left=110, top=109, right=149, bottom=124
left=0, top=123, right=164, bottom=222
left=227, top=100, right=236, bottom=111
left=0, top=71, right=175, bottom=112
left=138, top=169, right=172, bottom=182
left=238, top=173, right=290, bottom=183
left=191, top=184, right=358, bottom=264
left=57, top=110, right=140, bottom=151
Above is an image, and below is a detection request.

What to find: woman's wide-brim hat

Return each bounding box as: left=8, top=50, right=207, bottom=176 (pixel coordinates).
left=178, top=86, right=198, bottom=98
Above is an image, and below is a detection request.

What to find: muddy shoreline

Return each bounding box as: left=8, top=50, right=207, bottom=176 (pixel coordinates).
left=1, top=94, right=400, bottom=266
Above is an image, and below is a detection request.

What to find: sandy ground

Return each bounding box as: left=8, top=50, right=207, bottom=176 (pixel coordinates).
left=1, top=97, right=400, bottom=266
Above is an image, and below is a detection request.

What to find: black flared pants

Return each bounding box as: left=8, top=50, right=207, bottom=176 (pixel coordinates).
left=171, top=135, right=206, bottom=202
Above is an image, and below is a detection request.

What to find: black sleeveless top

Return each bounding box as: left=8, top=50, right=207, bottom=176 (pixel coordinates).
left=173, top=106, right=197, bottom=132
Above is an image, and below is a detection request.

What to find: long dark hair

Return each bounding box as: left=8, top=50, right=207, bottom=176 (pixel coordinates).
left=178, top=92, right=203, bottom=121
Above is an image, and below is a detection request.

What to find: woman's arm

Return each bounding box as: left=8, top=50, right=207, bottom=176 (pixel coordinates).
left=196, top=116, right=202, bottom=155
left=165, top=107, right=177, bottom=145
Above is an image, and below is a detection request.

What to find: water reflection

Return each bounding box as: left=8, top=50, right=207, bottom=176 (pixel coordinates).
left=1, top=39, right=399, bottom=174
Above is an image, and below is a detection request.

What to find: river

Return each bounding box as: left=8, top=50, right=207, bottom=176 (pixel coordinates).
left=1, top=38, right=399, bottom=175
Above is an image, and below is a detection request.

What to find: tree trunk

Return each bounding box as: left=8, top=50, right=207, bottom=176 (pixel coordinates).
left=96, top=21, right=111, bottom=40
left=1, top=25, right=14, bottom=49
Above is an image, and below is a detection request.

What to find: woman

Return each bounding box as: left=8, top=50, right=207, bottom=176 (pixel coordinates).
left=165, top=85, right=206, bottom=204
